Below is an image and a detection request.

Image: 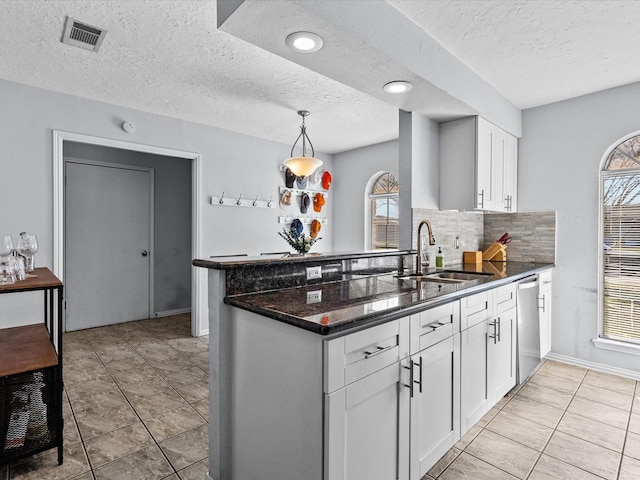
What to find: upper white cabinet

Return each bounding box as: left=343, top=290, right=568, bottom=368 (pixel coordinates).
left=440, top=116, right=518, bottom=212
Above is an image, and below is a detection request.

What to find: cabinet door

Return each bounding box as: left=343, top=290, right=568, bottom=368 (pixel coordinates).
left=539, top=270, right=552, bottom=357
left=460, top=321, right=489, bottom=435
left=488, top=308, right=516, bottom=405
left=503, top=134, right=518, bottom=212
left=325, top=363, right=409, bottom=480
left=409, top=335, right=460, bottom=480
left=491, top=127, right=507, bottom=212
left=476, top=118, right=493, bottom=210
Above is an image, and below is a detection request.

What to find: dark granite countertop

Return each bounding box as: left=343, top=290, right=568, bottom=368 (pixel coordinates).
left=225, top=261, right=554, bottom=336
left=193, top=249, right=413, bottom=270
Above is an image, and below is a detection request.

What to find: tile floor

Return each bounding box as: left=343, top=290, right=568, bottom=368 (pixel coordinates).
left=2, top=316, right=640, bottom=480
left=423, top=360, right=640, bottom=480
left=5, top=314, right=210, bottom=480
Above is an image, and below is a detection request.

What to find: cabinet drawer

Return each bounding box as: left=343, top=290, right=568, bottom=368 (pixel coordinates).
left=460, top=291, right=491, bottom=330
left=410, top=301, right=460, bottom=354
left=325, top=319, right=408, bottom=393
left=494, top=283, right=516, bottom=314
left=539, top=269, right=552, bottom=292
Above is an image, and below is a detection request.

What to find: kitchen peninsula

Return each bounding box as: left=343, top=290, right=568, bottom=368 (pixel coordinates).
left=193, top=251, right=553, bottom=480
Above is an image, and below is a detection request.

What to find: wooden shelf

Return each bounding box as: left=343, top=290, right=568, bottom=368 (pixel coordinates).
left=0, top=268, right=62, bottom=294
left=0, top=324, right=58, bottom=377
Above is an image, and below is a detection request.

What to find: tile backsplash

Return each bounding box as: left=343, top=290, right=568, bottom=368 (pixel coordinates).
left=412, top=209, right=556, bottom=265
left=484, top=211, right=556, bottom=263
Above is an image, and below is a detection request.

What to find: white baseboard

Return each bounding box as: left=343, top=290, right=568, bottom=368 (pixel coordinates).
left=545, top=352, right=640, bottom=381
left=154, top=307, right=191, bottom=318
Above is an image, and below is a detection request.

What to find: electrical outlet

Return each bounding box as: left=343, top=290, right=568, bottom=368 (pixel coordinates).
left=306, top=266, right=322, bottom=280
left=307, top=290, right=322, bottom=304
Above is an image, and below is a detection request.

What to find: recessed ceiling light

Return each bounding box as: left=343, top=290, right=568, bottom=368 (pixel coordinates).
left=383, top=81, right=413, bottom=94
left=285, top=31, right=324, bottom=53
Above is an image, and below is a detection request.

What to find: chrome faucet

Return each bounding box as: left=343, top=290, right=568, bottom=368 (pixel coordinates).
left=416, top=220, right=436, bottom=275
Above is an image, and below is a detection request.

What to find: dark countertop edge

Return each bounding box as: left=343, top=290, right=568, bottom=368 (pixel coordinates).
left=225, top=263, right=555, bottom=337
left=193, top=249, right=414, bottom=270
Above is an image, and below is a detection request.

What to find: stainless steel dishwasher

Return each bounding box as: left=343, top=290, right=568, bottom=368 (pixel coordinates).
left=517, top=275, right=542, bottom=384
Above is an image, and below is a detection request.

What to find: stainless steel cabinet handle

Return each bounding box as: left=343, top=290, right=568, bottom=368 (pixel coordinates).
left=478, top=190, right=485, bottom=209
left=429, top=321, right=448, bottom=332
left=416, top=356, right=423, bottom=394
left=489, top=319, right=498, bottom=344
left=403, top=362, right=415, bottom=398
left=497, top=317, right=501, bottom=342
left=364, top=344, right=394, bottom=359
left=538, top=296, right=546, bottom=313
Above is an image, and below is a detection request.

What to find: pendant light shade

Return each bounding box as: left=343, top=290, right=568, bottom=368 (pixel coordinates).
left=284, top=110, right=323, bottom=177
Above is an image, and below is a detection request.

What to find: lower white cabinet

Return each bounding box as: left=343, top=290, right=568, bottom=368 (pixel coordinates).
left=326, top=363, right=410, bottom=480
left=488, top=306, right=516, bottom=403
left=460, top=319, right=489, bottom=433
left=408, top=334, right=460, bottom=480
left=538, top=269, right=553, bottom=357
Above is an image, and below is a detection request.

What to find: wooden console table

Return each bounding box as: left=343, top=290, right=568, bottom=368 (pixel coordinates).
left=0, top=267, right=63, bottom=466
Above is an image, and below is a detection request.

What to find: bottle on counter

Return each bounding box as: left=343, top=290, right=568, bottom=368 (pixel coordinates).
left=435, top=247, right=444, bottom=269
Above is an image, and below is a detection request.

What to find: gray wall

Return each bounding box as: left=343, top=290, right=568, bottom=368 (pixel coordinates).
left=520, top=80, right=640, bottom=374
left=64, top=142, right=192, bottom=315
left=332, top=140, right=398, bottom=251
left=0, top=78, right=333, bottom=329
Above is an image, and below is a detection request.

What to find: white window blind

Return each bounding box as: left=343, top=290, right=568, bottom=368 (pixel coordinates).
left=602, top=170, right=640, bottom=343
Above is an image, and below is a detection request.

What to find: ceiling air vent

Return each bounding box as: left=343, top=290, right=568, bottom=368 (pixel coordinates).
left=61, top=16, right=107, bottom=53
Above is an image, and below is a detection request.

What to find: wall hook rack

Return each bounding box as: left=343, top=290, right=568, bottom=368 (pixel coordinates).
left=210, top=193, right=277, bottom=209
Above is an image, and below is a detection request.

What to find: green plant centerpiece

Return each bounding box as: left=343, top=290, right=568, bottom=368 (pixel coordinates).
left=279, top=225, right=321, bottom=255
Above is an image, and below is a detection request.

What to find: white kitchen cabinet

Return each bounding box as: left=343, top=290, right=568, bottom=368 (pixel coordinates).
left=460, top=283, right=517, bottom=435
left=326, top=362, right=410, bottom=480
left=538, top=269, right=553, bottom=357
left=440, top=116, right=518, bottom=212
left=409, top=334, right=461, bottom=480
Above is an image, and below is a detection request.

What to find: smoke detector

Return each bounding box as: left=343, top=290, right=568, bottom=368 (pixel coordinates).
left=61, top=16, right=107, bottom=53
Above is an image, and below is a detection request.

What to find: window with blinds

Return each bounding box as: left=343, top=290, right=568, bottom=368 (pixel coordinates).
left=370, top=173, right=399, bottom=250
left=601, top=135, right=640, bottom=344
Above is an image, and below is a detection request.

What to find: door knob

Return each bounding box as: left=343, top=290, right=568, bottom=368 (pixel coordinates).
left=141, top=250, right=149, bottom=257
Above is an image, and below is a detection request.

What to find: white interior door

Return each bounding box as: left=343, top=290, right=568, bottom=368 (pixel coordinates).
left=65, top=160, right=153, bottom=331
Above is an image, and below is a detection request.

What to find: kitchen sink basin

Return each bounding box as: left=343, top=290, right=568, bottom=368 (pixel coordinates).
left=397, top=270, right=493, bottom=284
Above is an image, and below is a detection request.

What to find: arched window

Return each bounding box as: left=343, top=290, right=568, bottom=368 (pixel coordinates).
left=370, top=173, right=399, bottom=249
left=601, top=134, right=640, bottom=344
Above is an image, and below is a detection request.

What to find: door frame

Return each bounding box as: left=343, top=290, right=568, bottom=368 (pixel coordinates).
left=53, top=130, right=206, bottom=336
left=64, top=158, right=155, bottom=327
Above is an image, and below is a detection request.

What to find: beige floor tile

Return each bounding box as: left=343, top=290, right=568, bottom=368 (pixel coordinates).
left=528, top=369, right=581, bottom=395
left=625, top=431, right=640, bottom=461
left=620, top=455, right=640, bottom=480
left=143, top=405, right=206, bottom=442
left=454, top=424, right=481, bottom=450
left=85, top=422, right=154, bottom=468
left=485, top=410, right=554, bottom=451
left=528, top=453, right=604, bottom=480
left=556, top=411, right=626, bottom=452
left=568, top=396, right=630, bottom=430
left=159, top=424, right=209, bottom=471
left=501, top=396, right=564, bottom=428
left=162, top=366, right=208, bottom=388
left=583, top=370, right=636, bottom=395
left=69, top=473, right=94, bottom=480
left=75, top=404, right=139, bottom=440
left=93, top=444, right=173, bottom=480
left=465, top=429, right=540, bottom=479
left=9, top=442, right=90, bottom=480
left=630, top=412, right=640, bottom=435
left=128, top=390, right=189, bottom=419
left=544, top=431, right=620, bottom=480
left=165, top=337, right=209, bottom=356
left=426, top=447, right=460, bottom=478
left=439, top=452, right=518, bottom=480
left=515, top=382, right=573, bottom=410
left=475, top=406, right=500, bottom=429
left=536, top=360, right=587, bottom=382
left=175, top=381, right=209, bottom=404
left=70, top=390, right=130, bottom=416
left=191, top=397, right=209, bottom=421
left=176, top=458, right=209, bottom=480
left=576, top=382, right=633, bottom=411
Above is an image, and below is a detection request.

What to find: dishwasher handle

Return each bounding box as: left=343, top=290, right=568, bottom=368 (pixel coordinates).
left=518, top=277, right=539, bottom=290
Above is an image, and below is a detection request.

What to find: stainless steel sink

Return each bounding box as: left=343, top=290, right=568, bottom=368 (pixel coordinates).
left=397, top=270, right=493, bottom=284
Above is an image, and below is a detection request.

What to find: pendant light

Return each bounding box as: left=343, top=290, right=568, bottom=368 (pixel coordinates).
left=284, top=110, right=323, bottom=177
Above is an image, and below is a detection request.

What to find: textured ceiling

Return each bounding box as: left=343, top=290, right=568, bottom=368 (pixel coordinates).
left=0, top=1, right=639, bottom=153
